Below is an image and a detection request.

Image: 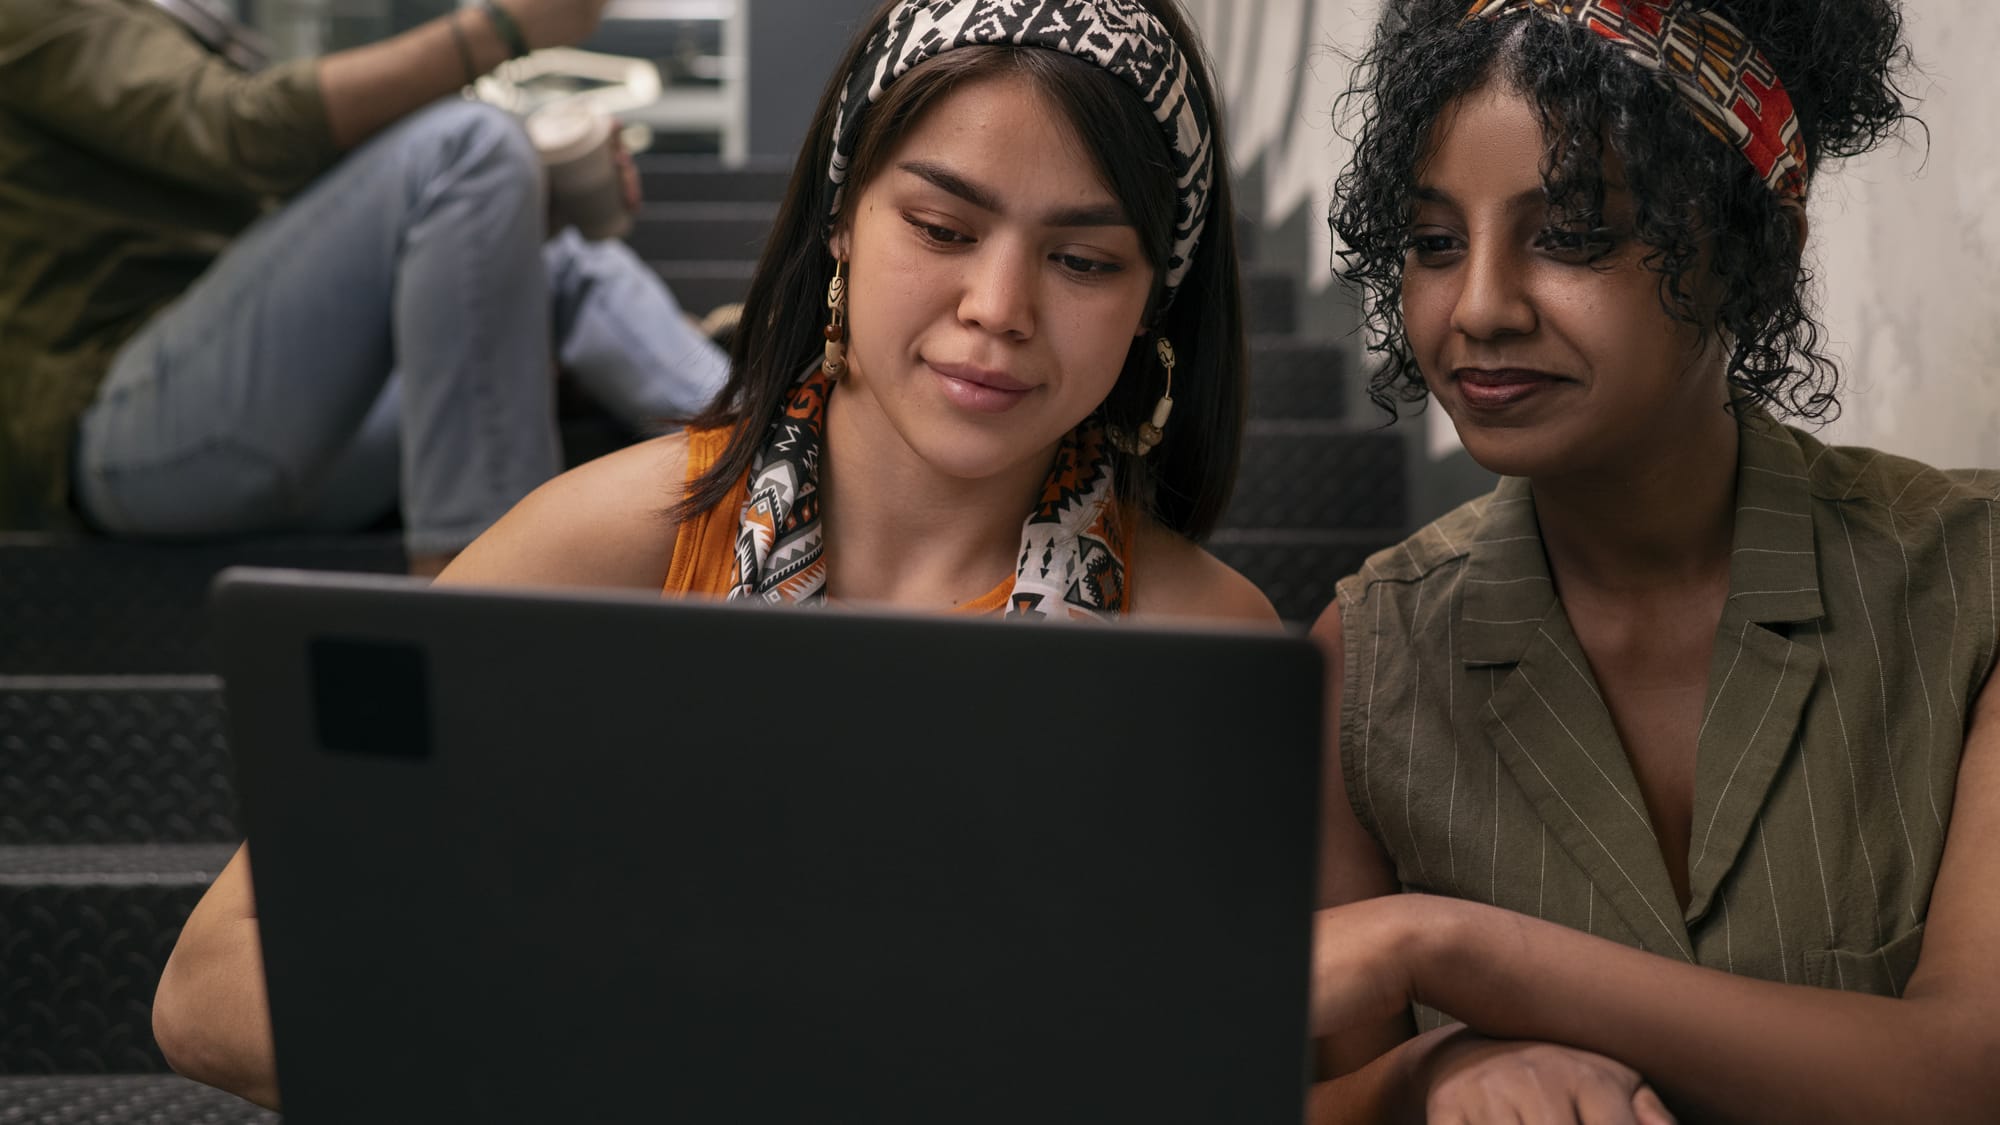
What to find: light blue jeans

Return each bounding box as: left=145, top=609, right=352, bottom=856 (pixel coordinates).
left=73, top=99, right=729, bottom=555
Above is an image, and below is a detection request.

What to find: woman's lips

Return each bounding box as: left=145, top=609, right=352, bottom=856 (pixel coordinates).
left=1454, top=367, right=1561, bottom=410
left=929, top=361, right=1035, bottom=414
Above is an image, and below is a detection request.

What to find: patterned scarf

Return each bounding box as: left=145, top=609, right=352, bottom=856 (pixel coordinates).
left=726, top=368, right=1130, bottom=621
left=1467, top=0, right=1809, bottom=201
left=825, top=0, right=1215, bottom=307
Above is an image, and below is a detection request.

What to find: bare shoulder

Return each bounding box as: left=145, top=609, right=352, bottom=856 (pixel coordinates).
left=1309, top=596, right=1344, bottom=666
left=1129, top=519, right=1280, bottom=627
left=438, top=432, right=691, bottom=591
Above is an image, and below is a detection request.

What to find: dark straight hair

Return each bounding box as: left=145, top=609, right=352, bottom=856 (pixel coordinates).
left=674, top=0, right=1245, bottom=540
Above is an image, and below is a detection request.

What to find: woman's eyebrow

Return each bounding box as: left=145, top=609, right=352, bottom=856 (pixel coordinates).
left=1412, top=184, right=1549, bottom=210
left=897, top=160, right=1130, bottom=228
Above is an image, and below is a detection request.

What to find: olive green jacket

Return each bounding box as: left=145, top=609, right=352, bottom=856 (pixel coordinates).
left=0, top=0, right=337, bottom=526
left=1336, top=413, right=1999, bottom=1016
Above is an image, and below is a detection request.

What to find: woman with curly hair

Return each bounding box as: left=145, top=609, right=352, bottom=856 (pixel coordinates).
left=1308, top=1, right=2000, bottom=1121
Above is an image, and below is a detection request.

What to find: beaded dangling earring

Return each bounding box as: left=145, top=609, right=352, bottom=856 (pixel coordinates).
left=821, top=258, right=849, bottom=380
left=1110, top=337, right=1177, bottom=456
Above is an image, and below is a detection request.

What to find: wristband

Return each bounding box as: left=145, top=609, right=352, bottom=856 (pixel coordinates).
left=480, top=0, right=530, bottom=59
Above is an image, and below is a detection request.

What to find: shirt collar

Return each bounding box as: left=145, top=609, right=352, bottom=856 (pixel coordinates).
left=1460, top=410, right=1823, bottom=668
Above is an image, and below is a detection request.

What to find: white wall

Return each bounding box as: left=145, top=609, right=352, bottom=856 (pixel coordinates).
left=1810, top=3, right=2000, bottom=469
left=1189, top=0, right=2000, bottom=471
left=1181, top=0, right=1376, bottom=299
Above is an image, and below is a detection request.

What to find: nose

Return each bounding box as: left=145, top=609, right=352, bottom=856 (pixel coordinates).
left=957, top=243, right=1037, bottom=340
left=1450, top=241, right=1536, bottom=341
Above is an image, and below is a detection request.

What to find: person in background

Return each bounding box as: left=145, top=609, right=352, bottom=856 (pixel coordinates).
left=0, top=0, right=729, bottom=575
left=1307, top=1, right=2000, bottom=1121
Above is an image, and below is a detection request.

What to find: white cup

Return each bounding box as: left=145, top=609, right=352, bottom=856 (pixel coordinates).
left=527, top=106, right=633, bottom=242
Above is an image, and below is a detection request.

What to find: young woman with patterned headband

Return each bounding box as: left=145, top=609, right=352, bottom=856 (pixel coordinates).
left=1308, top=1, right=1999, bottom=1121
left=432, top=0, right=1263, bottom=621
left=153, top=0, right=1271, bottom=1107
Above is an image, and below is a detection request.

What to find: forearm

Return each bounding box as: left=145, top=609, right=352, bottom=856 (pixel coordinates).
left=317, top=8, right=509, bottom=150
left=1402, top=897, right=1994, bottom=1123
left=153, top=847, right=280, bottom=1108
left=153, top=916, right=280, bottom=1108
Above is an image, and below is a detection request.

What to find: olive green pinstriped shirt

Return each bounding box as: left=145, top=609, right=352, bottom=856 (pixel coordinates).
left=1336, top=412, right=1999, bottom=1011
left=0, top=0, right=338, bottom=526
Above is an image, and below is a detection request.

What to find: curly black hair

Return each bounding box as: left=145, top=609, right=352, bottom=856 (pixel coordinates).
left=1331, top=0, right=1917, bottom=422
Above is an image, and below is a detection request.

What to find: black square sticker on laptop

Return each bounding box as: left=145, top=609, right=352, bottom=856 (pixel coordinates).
left=308, top=635, right=433, bottom=760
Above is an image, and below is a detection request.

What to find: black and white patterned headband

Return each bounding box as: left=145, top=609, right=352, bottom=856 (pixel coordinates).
left=826, top=0, right=1216, bottom=305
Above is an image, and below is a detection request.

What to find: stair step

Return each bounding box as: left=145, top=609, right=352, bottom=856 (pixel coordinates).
left=5, top=417, right=1392, bottom=674
left=0, top=535, right=404, bottom=676
left=0, top=1076, right=275, bottom=1123
left=1208, top=529, right=1404, bottom=625
left=1218, top=423, right=1406, bottom=533
left=627, top=202, right=777, bottom=261
left=1246, top=335, right=1344, bottom=421
left=636, top=155, right=792, bottom=204
left=0, top=679, right=235, bottom=846
left=0, top=844, right=235, bottom=1074
left=1244, top=270, right=1295, bottom=336
left=646, top=258, right=757, bottom=318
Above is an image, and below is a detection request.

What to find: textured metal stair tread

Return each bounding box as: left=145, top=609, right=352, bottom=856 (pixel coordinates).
left=0, top=533, right=403, bottom=675
left=1207, top=530, right=1406, bottom=625
left=0, top=1076, right=277, bottom=1124
left=3, top=846, right=230, bottom=1073
left=1221, top=424, right=1406, bottom=532
left=1244, top=335, right=1347, bottom=422
left=0, top=529, right=405, bottom=550
left=1247, top=333, right=1347, bottom=355
left=0, top=675, right=220, bottom=691
left=633, top=154, right=793, bottom=171
left=1208, top=527, right=1404, bottom=546
left=647, top=257, right=758, bottom=277
left=1242, top=269, right=1296, bottom=335
left=635, top=155, right=792, bottom=203
left=1243, top=418, right=1370, bottom=437
left=2, top=678, right=234, bottom=846
left=643, top=258, right=758, bottom=317
left=637, top=200, right=780, bottom=220
left=0, top=844, right=236, bottom=884
left=627, top=204, right=777, bottom=259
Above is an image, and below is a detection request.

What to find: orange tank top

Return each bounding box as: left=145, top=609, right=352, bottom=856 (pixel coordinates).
left=665, top=426, right=1093, bottom=615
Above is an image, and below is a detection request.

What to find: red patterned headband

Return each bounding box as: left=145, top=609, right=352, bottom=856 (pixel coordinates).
left=1466, top=0, right=1808, bottom=201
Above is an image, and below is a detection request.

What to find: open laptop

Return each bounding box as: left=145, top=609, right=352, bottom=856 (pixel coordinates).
left=212, top=567, right=1323, bottom=1124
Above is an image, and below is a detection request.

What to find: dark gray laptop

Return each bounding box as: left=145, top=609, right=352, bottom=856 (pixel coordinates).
left=211, top=567, right=1322, bottom=1124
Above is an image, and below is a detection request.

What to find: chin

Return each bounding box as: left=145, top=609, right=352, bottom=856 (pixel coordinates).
left=1443, top=410, right=1579, bottom=482
left=908, top=425, right=1046, bottom=483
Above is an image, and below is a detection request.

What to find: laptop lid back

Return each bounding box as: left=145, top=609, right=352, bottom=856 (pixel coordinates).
left=214, top=568, right=1322, bottom=1124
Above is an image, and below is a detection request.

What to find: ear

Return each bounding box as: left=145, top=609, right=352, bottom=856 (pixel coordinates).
left=827, top=227, right=850, bottom=262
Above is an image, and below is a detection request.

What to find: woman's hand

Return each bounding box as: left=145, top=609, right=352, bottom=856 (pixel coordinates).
left=1419, top=1029, right=1677, bottom=1125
